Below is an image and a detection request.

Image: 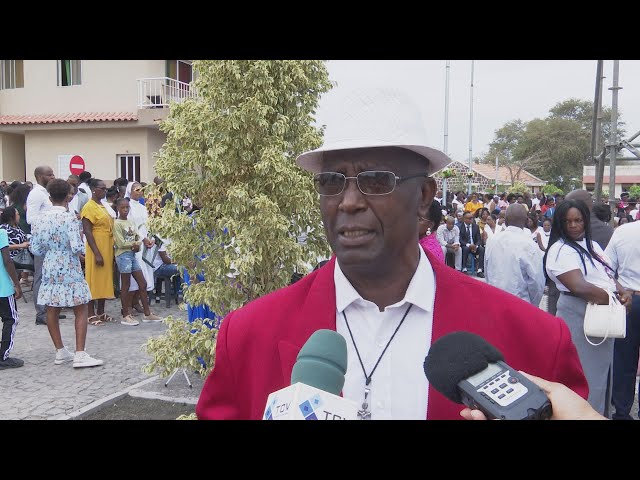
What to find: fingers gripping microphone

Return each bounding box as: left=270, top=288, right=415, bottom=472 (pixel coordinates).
left=424, top=331, right=552, bottom=420
left=263, top=330, right=359, bottom=420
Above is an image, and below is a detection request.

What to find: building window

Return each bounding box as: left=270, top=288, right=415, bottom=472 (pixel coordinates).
left=57, top=60, right=82, bottom=86
left=0, top=60, right=24, bottom=89
left=166, top=60, right=193, bottom=84
left=118, top=154, right=140, bottom=182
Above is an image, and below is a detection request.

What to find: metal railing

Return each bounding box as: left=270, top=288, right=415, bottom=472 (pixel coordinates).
left=137, top=77, right=197, bottom=108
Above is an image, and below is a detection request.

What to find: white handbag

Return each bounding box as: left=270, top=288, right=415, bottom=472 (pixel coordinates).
left=583, top=290, right=627, bottom=346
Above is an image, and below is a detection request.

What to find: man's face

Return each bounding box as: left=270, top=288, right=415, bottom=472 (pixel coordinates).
left=319, top=147, right=432, bottom=270
left=456, top=211, right=463, bottom=221
left=68, top=177, right=78, bottom=195
left=446, top=218, right=455, bottom=230
left=463, top=213, right=473, bottom=225
left=40, top=168, right=55, bottom=187
left=0, top=181, right=6, bottom=189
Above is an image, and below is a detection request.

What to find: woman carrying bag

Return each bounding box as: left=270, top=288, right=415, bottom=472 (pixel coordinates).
left=543, top=199, right=632, bottom=417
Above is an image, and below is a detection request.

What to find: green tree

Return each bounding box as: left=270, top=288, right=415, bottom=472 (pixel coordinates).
left=482, top=99, right=623, bottom=191
left=143, top=61, right=332, bottom=376
left=482, top=120, right=543, bottom=186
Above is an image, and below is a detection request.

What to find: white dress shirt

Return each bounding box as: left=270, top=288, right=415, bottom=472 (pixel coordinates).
left=546, top=239, right=615, bottom=292
left=604, top=221, right=640, bottom=291
left=335, top=247, right=435, bottom=420
left=536, top=226, right=551, bottom=250
left=78, top=182, right=90, bottom=196
left=485, top=226, right=545, bottom=306
left=25, top=183, right=52, bottom=225
left=483, top=224, right=497, bottom=240
left=436, top=223, right=460, bottom=247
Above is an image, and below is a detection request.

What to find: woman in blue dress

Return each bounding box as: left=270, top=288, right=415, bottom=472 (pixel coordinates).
left=30, top=179, right=103, bottom=368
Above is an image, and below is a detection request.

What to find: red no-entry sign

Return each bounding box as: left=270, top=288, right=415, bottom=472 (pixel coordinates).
left=69, top=155, right=85, bottom=175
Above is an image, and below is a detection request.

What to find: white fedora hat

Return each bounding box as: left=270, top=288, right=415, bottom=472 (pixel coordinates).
left=296, top=86, right=451, bottom=174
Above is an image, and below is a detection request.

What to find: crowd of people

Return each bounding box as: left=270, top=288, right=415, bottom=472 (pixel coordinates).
left=417, top=186, right=639, bottom=418
left=0, top=168, right=183, bottom=371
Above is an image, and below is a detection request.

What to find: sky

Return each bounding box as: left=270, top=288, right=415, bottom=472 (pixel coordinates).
left=316, top=60, right=640, bottom=164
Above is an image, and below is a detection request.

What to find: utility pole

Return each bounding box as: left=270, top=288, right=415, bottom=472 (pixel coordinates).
left=608, top=60, right=621, bottom=219
left=495, top=156, right=499, bottom=195
left=468, top=60, right=474, bottom=195
left=444, top=60, right=450, bottom=156
left=592, top=61, right=606, bottom=203
left=442, top=61, right=451, bottom=207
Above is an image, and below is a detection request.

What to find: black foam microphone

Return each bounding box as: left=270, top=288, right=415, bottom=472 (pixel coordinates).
left=424, top=331, right=552, bottom=420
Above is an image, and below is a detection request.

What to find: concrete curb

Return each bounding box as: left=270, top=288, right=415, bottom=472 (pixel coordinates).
left=59, top=375, right=161, bottom=420
left=128, top=389, right=198, bottom=405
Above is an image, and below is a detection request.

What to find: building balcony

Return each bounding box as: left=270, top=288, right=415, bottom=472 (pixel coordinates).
left=137, top=77, right=197, bottom=109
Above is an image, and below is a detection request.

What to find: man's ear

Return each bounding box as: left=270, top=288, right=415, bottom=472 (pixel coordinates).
left=418, top=177, right=436, bottom=219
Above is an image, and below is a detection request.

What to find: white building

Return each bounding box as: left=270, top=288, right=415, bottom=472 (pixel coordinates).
left=0, top=60, right=195, bottom=184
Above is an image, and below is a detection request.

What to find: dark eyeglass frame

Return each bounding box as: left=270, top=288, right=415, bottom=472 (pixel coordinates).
left=313, top=171, right=429, bottom=196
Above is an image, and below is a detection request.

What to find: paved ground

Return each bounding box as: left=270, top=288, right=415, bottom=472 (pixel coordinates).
left=1, top=276, right=637, bottom=420
left=0, top=287, right=204, bottom=420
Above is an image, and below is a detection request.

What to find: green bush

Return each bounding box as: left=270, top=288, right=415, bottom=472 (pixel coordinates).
left=628, top=185, right=640, bottom=199
left=142, top=316, right=218, bottom=378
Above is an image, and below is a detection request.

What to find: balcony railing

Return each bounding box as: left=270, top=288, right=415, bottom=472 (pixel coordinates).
left=137, top=77, right=197, bottom=109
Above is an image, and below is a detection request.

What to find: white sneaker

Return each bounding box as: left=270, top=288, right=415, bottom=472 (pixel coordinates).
left=121, top=315, right=140, bottom=326
left=54, top=347, right=75, bottom=365
left=142, top=313, right=164, bottom=323
left=73, top=351, right=104, bottom=368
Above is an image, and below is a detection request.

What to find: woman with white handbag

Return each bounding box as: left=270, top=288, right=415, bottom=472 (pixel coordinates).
left=544, top=199, right=632, bottom=417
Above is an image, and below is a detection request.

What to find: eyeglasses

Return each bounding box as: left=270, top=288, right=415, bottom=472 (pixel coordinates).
left=313, top=171, right=429, bottom=196
left=133, top=188, right=143, bottom=192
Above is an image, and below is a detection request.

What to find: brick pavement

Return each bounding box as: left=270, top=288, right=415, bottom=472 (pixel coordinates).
left=0, top=287, right=199, bottom=420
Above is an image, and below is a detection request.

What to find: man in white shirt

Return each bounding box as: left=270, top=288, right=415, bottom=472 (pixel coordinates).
left=67, top=175, right=89, bottom=216
left=436, top=217, right=461, bottom=270
left=604, top=221, right=640, bottom=420
left=451, top=192, right=465, bottom=214
left=78, top=171, right=92, bottom=197
left=434, top=189, right=443, bottom=206
left=485, top=204, right=545, bottom=306
left=26, top=165, right=60, bottom=325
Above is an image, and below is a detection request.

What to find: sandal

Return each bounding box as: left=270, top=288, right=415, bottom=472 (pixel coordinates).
left=96, top=313, right=115, bottom=323
left=88, top=315, right=105, bottom=326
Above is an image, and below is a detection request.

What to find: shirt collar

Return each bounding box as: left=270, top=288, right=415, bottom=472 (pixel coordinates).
left=35, top=183, right=47, bottom=193
left=50, top=206, right=67, bottom=212
left=506, top=225, right=523, bottom=233
left=334, top=246, right=434, bottom=314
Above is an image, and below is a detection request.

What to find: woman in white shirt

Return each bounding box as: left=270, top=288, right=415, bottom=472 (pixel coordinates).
left=544, top=200, right=631, bottom=416
left=481, top=214, right=498, bottom=244
left=535, top=218, right=552, bottom=252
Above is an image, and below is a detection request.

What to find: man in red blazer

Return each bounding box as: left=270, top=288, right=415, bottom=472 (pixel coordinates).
left=196, top=87, right=588, bottom=420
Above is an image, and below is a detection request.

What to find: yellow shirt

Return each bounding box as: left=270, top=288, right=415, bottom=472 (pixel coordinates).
left=464, top=201, right=483, bottom=215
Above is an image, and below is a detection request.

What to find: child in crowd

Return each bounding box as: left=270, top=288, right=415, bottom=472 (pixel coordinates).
left=113, top=198, right=162, bottom=326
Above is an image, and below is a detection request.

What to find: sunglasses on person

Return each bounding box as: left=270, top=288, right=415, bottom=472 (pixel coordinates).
left=313, top=171, right=429, bottom=196
left=133, top=188, right=143, bottom=192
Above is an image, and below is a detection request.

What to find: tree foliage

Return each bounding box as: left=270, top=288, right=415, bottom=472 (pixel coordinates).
left=144, top=61, right=332, bottom=376
left=481, top=98, right=623, bottom=191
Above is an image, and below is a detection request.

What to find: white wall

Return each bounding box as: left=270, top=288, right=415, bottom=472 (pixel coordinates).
left=0, top=133, right=26, bottom=181
left=0, top=60, right=165, bottom=115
